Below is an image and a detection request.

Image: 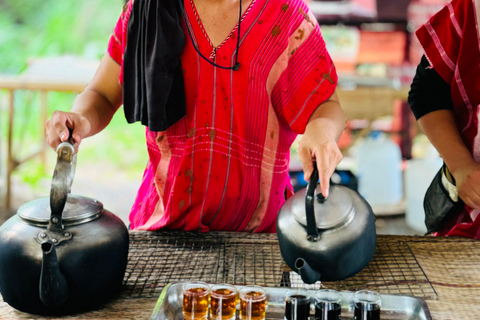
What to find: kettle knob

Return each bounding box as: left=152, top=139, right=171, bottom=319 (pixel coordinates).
left=316, top=193, right=326, bottom=203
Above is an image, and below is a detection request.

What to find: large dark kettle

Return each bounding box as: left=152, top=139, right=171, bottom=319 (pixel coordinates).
left=277, top=166, right=376, bottom=284
left=0, top=141, right=129, bottom=315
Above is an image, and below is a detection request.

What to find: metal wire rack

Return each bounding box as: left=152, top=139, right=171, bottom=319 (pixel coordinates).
left=287, top=240, right=437, bottom=300
left=122, top=231, right=285, bottom=298
left=122, top=231, right=437, bottom=301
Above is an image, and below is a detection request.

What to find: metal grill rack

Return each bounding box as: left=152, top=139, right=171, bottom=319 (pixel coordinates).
left=122, top=231, right=285, bottom=298
left=122, top=231, right=437, bottom=301
left=288, top=240, right=437, bottom=300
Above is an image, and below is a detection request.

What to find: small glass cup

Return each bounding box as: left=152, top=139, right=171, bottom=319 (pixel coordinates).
left=182, top=281, right=211, bottom=320
left=284, top=288, right=311, bottom=320
left=210, top=283, right=238, bottom=320
left=353, top=290, right=381, bottom=320
left=239, top=285, right=267, bottom=320
left=314, top=289, right=342, bottom=320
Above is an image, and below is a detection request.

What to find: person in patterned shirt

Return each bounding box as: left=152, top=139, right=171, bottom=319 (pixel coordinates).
left=45, top=0, right=345, bottom=232
left=408, top=0, right=480, bottom=238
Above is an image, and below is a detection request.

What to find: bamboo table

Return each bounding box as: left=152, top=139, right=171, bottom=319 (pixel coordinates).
left=0, top=232, right=479, bottom=319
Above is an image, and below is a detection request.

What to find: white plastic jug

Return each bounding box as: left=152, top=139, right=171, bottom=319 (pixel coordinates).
left=405, top=145, right=443, bottom=234
left=356, top=131, right=403, bottom=207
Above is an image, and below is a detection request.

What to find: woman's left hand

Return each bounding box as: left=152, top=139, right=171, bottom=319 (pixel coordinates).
left=297, top=93, right=345, bottom=198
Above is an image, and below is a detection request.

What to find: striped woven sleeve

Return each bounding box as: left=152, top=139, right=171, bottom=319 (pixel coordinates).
left=271, top=8, right=338, bottom=134
left=415, top=0, right=467, bottom=84
left=107, top=0, right=134, bottom=84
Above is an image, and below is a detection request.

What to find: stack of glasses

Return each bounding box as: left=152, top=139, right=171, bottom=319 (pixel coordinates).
left=182, top=281, right=381, bottom=320
left=183, top=281, right=267, bottom=320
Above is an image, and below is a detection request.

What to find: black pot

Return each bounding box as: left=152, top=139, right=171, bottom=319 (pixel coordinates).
left=277, top=166, right=376, bottom=283
left=0, top=142, right=129, bottom=315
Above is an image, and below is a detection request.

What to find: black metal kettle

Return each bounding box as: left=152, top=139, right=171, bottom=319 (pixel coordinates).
left=0, top=141, right=129, bottom=315
left=277, top=166, right=376, bottom=284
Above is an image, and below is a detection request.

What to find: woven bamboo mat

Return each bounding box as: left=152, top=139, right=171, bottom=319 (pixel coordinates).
left=406, top=240, right=480, bottom=319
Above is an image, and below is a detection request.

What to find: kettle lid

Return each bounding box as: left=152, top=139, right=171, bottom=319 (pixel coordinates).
left=18, top=195, right=103, bottom=226
left=292, top=185, right=354, bottom=229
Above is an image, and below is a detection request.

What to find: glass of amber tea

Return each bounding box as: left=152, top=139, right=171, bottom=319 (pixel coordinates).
left=210, top=283, right=238, bottom=320
left=182, top=281, right=211, bottom=320
left=239, top=285, right=267, bottom=320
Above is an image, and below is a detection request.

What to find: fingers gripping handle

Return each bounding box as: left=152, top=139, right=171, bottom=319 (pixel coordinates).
left=49, top=141, right=76, bottom=231
left=305, top=164, right=327, bottom=241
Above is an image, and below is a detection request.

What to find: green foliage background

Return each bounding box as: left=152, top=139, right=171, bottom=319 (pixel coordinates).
left=0, top=0, right=124, bottom=74
left=0, top=0, right=147, bottom=189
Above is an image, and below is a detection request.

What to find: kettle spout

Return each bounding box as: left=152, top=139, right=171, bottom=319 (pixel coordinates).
left=295, top=258, right=321, bottom=284
left=39, top=241, right=68, bottom=307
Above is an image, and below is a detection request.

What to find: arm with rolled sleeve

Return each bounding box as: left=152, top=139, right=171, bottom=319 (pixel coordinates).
left=408, top=55, right=480, bottom=210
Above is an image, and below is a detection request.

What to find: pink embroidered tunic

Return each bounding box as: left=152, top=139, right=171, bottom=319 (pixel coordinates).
left=108, top=0, right=337, bottom=232
left=416, top=0, right=480, bottom=238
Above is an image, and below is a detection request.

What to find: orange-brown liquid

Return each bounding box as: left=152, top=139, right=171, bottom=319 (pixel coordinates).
left=239, top=291, right=266, bottom=320
left=210, top=288, right=237, bottom=319
left=183, top=287, right=209, bottom=320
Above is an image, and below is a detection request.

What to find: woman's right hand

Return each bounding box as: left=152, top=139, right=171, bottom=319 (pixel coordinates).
left=45, top=111, right=92, bottom=153
left=418, top=109, right=480, bottom=210
left=452, top=161, right=480, bottom=210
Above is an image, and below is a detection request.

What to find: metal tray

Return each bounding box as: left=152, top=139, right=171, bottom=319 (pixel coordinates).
left=150, top=282, right=432, bottom=320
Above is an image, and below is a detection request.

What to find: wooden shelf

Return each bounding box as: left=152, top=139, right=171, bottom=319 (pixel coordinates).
left=337, top=86, right=409, bottom=120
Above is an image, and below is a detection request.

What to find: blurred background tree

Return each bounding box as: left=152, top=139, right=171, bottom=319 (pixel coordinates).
left=0, top=0, right=146, bottom=195
left=0, top=0, right=124, bottom=74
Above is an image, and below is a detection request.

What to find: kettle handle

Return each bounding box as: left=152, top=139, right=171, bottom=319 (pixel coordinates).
left=49, top=140, right=76, bottom=230
left=305, top=164, right=325, bottom=241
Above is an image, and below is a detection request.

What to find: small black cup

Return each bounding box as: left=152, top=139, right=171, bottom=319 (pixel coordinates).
left=284, top=289, right=311, bottom=320
left=353, top=290, right=381, bottom=320
left=314, top=289, right=341, bottom=320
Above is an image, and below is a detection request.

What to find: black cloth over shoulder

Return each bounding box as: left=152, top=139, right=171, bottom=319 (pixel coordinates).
left=408, top=55, right=454, bottom=120
left=123, top=0, right=186, bottom=132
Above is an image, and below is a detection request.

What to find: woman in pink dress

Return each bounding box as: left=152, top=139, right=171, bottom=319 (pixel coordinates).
left=45, top=0, right=345, bottom=232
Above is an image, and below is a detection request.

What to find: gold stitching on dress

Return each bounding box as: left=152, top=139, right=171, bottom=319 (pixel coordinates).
left=322, top=73, right=334, bottom=84
left=208, top=129, right=217, bottom=141
left=295, top=29, right=304, bottom=40
left=272, top=25, right=280, bottom=37
left=179, top=199, right=186, bottom=210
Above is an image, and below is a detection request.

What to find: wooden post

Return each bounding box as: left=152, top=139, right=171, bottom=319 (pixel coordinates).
left=6, top=89, right=15, bottom=210
left=40, top=90, right=48, bottom=166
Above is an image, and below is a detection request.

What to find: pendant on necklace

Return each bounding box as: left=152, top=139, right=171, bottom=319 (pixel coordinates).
left=210, top=47, right=217, bottom=60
